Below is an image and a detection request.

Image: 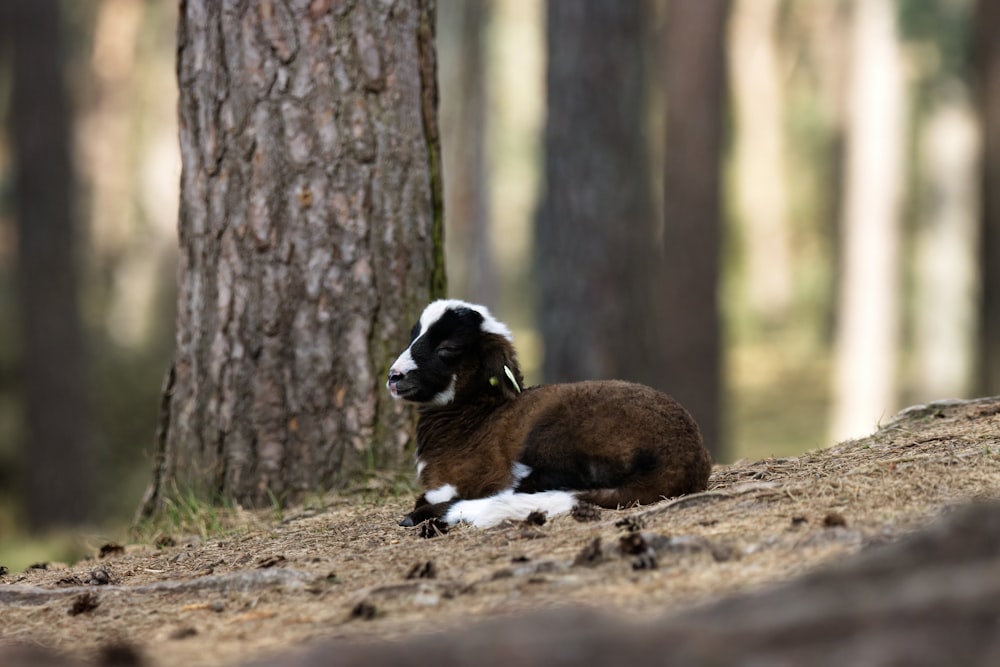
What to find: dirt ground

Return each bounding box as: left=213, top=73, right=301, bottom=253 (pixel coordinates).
left=2, top=397, right=999, bottom=667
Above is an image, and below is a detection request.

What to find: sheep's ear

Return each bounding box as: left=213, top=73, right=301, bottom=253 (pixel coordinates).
left=482, top=338, right=523, bottom=400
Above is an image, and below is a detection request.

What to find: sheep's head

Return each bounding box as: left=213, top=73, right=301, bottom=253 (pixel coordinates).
left=387, top=300, right=524, bottom=407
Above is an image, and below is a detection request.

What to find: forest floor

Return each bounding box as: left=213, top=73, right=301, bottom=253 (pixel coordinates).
left=2, top=397, right=1000, bottom=667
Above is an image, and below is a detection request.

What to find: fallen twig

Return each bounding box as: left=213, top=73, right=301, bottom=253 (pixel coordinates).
left=629, top=481, right=782, bottom=520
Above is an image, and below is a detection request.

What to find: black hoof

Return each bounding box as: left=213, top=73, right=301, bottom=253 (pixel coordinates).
left=399, top=514, right=416, bottom=527
left=418, top=518, right=449, bottom=538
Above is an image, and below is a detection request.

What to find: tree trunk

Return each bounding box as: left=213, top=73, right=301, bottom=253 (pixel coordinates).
left=830, top=0, right=905, bottom=442
left=976, top=0, right=1000, bottom=397
left=911, top=99, right=978, bottom=403
left=438, top=0, right=495, bottom=307
left=661, top=0, right=730, bottom=460
left=4, top=0, right=94, bottom=529
left=535, top=0, right=661, bottom=388
left=729, top=0, right=792, bottom=325
left=140, top=0, right=444, bottom=515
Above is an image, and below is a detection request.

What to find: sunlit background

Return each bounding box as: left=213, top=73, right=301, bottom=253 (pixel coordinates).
left=439, top=0, right=982, bottom=454
left=0, top=0, right=989, bottom=567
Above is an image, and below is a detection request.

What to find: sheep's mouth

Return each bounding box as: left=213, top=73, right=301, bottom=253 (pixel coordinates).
left=387, top=378, right=420, bottom=401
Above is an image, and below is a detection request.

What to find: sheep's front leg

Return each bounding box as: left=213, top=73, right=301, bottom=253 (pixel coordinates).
left=400, top=483, right=460, bottom=527
left=399, top=499, right=457, bottom=527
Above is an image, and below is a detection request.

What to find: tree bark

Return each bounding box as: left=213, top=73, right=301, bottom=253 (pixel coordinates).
left=976, top=0, right=1000, bottom=397
left=535, top=0, right=661, bottom=388
left=830, top=0, right=905, bottom=442
left=140, top=0, right=444, bottom=515
left=661, top=0, right=730, bottom=459
left=4, top=0, right=94, bottom=529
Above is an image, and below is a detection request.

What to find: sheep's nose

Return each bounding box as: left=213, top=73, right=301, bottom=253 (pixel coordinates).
left=388, top=369, right=405, bottom=382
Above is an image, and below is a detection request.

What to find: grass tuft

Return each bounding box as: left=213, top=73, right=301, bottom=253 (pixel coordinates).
left=131, top=483, right=256, bottom=545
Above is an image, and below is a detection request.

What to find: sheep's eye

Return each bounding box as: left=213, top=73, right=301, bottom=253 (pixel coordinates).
left=436, top=345, right=461, bottom=361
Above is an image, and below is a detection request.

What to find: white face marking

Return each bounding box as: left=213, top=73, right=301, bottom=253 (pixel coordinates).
left=389, top=348, right=417, bottom=377
left=416, top=458, right=427, bottom=478
left=443, top=490, right=578, bottom=528
left=424, top=483, right=458, bottom=505
left=429, top=375, right=457, bottom=406
left=415, top=299, right=513, bottom=343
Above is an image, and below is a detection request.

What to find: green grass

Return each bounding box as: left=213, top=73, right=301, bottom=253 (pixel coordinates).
left=131, top=484, right=256, bottom=545
left=0, top=531, right=97, bottom=574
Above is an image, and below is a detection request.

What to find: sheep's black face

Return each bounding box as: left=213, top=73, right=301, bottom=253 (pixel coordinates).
left=387, top=300, right=512, bottom=406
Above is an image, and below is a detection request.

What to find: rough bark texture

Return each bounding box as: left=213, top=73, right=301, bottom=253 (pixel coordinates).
left=977, top=0, right=1000, bottom=396
left=4, top=0, right=94, bottom=528
left=141, top=0, right=444, bottom=514
left=661, top=0, right=730, bottom=459
left=535, top=0, right=662, bottom=388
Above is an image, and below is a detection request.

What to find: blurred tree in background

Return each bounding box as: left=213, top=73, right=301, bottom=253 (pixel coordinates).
left=1, top=0, right=94, bottom=530
left=902, top=0, right=978, bottom=409
left=438, top=0, right=497, bottom=309
left=535, top=2, right=663, bottom=401
left=729, top=0, right=792, bottom=328
left=975, top=0, right=1000, bottom=397
left=831, top=0, right=906, bottom=441
left=660, top=0, right=730, bottom=459
left=1, top=1, right=188, bottom=547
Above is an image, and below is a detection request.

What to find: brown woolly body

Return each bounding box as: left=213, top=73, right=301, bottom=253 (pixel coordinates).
left=416, top=379, right=711, bottom=509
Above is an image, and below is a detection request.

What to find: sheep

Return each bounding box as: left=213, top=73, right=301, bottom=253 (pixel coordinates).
left=386, top=299, right=712, bottom=528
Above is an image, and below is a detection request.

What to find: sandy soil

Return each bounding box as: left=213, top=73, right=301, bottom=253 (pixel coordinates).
left=2, top=396, right=999, bottom=667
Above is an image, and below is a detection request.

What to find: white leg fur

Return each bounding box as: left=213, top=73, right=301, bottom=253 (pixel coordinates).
left=443, top=490, right=577, bottom=528
left=424, top=483, right=458, bottom=505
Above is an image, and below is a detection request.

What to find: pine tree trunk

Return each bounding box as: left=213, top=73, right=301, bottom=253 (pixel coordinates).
left=661, top=0, right=730, bottom=459
left=730, top=0, right=792, bottom=325
left=830, top=0, right=905, bottom=442
left=140, top=0, right=444, bottom=515
left=911, top=101, right=978, bottom=402
left=535, top=0, right=661, bottom=388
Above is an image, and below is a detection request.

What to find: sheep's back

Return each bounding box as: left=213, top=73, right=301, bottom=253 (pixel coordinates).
left=511, top=380, right=711, bottom=500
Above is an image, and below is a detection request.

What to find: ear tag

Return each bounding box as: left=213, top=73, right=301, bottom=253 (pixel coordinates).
left=503, top=365, right=521, bottom=394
